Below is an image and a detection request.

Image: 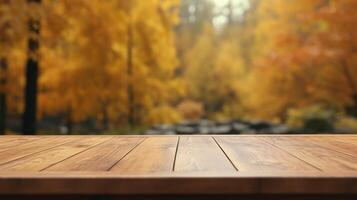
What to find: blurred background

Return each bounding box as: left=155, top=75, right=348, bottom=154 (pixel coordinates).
left=0, top=0, right=356, bottom=135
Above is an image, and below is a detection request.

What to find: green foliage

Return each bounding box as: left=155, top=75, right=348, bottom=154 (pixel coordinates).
left=287, top=105, right=336, bottom=132
left=335, top=116, right=357, bottom=132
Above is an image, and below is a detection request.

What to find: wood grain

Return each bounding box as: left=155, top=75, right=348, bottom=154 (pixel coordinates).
left=0, top=137, right=40, bottom=153
left=0, top=135, right=356, bottom=196
left=305, top=136, right=357, bottom=157
left=110, top=137, right=178, bottom=173
left=215, top=136, right=318, bottom=171
left=262, top=136, right=357, bottom=171
left=0, top=137, right=74, bottom=165
left=174, top=136, right=236, bottom=172
left=46, top=137, right=143, bottom=171
left=0, top=137, right=111, bottom=171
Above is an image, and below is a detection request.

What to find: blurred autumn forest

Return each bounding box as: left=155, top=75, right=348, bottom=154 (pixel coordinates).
left=0, top=0, right=357, bottom=135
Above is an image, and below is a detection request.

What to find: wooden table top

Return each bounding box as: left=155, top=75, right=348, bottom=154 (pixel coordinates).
left=0, top=135, right=356, bottom=195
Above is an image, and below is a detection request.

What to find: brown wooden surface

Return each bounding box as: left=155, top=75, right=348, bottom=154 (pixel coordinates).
left=261, top=136, right=357, bottom=171
left=110, top=137, right=178, bottom=173
left=0, top=135, right=356, bottom=195
left=175, top=136, right=236, bottom=172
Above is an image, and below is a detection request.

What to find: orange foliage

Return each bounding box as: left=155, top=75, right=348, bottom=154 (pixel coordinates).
left=177, top=100, right=205, bottom=121
left=2, top=0, right=357, bottom=131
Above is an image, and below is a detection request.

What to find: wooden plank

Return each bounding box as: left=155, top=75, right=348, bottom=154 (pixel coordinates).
left=305, top=136, right=357, bottom=157
left=263, top=136, right=357, bottom=171
left=0, top=136, right=40, bottom=145
left=110, top=137, right=178, bottom=173
left=174, top=136, right=236, bottom=172
left=0, top=137, right=33, bottom=145
left=0, top=137, right=111, bottom=171
left=331, top=135, right=357, bottom=145
left=0, top=171, right=356, bottom=195
left=0, top=137, right=74, bottom=165
left=215, top=136, right=318, bottom=171
left=46, top=137, right=144, bottom=171
left=0, top=136, right=355, bottom=196
left=0, top=137, right=40, bottom=153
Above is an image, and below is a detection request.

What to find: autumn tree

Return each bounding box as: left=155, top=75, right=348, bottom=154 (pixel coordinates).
left=35, top=0, right=182, bottom=132
left=0, top=58, right=6, bottom=134
left=0, top=0, right=10, bottom=134
left=180, top=0, right=251, bottom=120
left=3, top=0, right=355, bottom=133
left=38, top=0, right=129, bottom=132
left=177, top=0, right=214, bottom=72
left=0, top=0, right=27, bottom=134
left=125, top=0, right=182, bottom=125
left=241, top=0, right=327, bottom=122
left=308, top=0, right=357, bottom=117
left=23, top=0, right=41, bottom=134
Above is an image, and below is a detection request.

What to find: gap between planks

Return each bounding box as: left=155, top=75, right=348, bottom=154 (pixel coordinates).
left=40, top=137, right=115, bottom=171
left=212, top=136, right=239, bottom=171
left=172, top=136, right=180, bottom=171
left=106, top=137, right=147, bottom=171
left=257, top=137, right=322, bottom=171
left=260, top=136, right=357, bottom=171
left=0, top=137, right=75, bottom=167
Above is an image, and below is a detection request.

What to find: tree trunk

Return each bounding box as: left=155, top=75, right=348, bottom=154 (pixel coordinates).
left=22, top=0, right=41, bottom=135
left=127, top=22, right=135, bottom=127
left=0, top=58, right=7, bottom=134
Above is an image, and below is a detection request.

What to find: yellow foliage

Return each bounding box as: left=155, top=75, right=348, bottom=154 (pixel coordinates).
left=3, top=0, right=183, bottom=128
left=177, top=100, right=204, bottom=121
left=2, top=0, right=357, bottom=131
left=146, top=105, right=182, bottom=125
